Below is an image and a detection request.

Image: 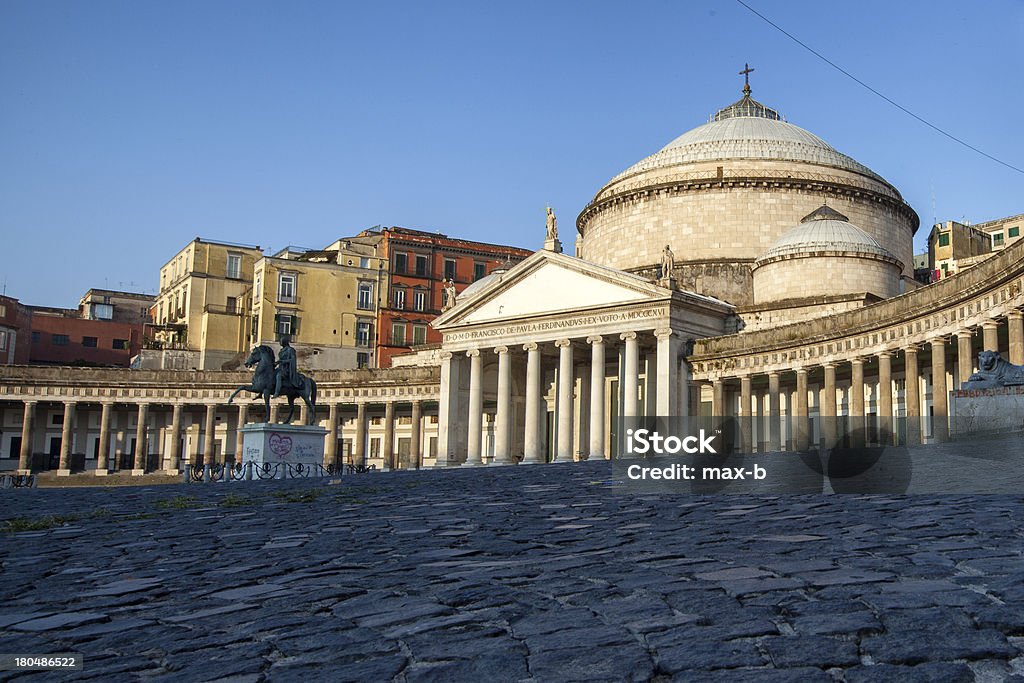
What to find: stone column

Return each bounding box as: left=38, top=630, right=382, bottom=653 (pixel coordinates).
left=202, top=403, right=216, bottom=468
left=555, top=339, right=574, bottom=462
left=464, top=349, right=484, bottom=466
left=795, top=368, right=809, bottom=451
left=767, top=372, right=781, bottom=451
left=957, top=330, right=974, bottom=388
left=878, top=351, right=893, bottom=444
left=905, top=346, right=921, bottom=445
left=96, top=401, right=113, bottom=475
left=1009, top=312, right=1024, bottom=365
left=55, top=401, right=76, bottom=476
left=983, top=320, right=999, bottom=353
left=383, top=401, right=395, bottom=470
left=654, top=329, right=679, bottom=416
left=711, top=380, right=725, bottom=416
left=131, top=403, right=149, bottom=475
left=587, top=336, right=606, bottom=461
left=931, top=337, right=949, bottom=441
left=822, top=363, right=837, bottom=447
left=355, top=402, right=367, bottom=468
left=739, top=376, right=752, bottom=453
left=677, top=355, right=692, bottom=417
left=850, top=358, right=865, bottom=447
left=523, top=342, right=544, bottom=464
left=620, top=332, right=639, bottom=418
left=235, top=402, right=248, bottom=464
left=436, top=351, right=463, bottom=467
left=325, top=403, right=339, bottom=468
left=17, top=400, right=36, bottom=474
left=410, top=400, right=423, bottom=469
left=166, top=403, right=183, bottom=474
left=493, top=346, right=513, bottom=465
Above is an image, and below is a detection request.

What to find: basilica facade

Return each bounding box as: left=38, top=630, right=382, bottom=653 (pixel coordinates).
left=3, top=85, right=1023, bottom=474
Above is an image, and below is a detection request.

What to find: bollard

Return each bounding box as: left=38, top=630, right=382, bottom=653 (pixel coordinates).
left=183, top=467, right=191, bottom=484
left=203, top=465, right=211, bottom=483
left=244, top=461, right=253, bottom=481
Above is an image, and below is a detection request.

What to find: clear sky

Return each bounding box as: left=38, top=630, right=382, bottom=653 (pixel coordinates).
left=2, top=1, right=1022, bottom=307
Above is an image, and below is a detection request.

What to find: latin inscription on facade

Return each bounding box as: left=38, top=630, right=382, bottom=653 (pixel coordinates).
left=444, top=307, right=669, bottom=343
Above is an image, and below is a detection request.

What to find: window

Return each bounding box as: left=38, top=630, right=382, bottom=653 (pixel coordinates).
left=414, top=254, right=429, bottom=276
left=474, top=263, right=487, bottom=281
left=391, top=322, right=406, bottom=346
left=392, top=287, right=406, bottom=310
left=0, top=304, right=6, bottom=317
left=254, top=272, right=262, bottom=299
left=444, top=258, right=457, bottom=281
left=360, top=257, right=371, bottom=268
left=82, top=336, right=98, bottom=348
left=938, top=232, right=950, bottom=247
left=993, top=233, right=1005, bottom=247
left=356, top=321, right=372, bottom=347
left=278, top=272, right=296, bottom=303
left=0, top=330, right=7, bottom=351
left=275, top=312, right=296, bottom=336
left=357, top=282, right=373, bottom=310
left=394, top=252, right=407, bottom=274
left=1011, top=227, right=1021, bottom=238
left=357, top=352, right=370, bottom=369
left=227, top=253, right=242, bottom=279
left=93, top=303, right=113, bottom=320
left=113, top=339, right=129, bottom=350
left=52, top=334, right=69, bottom=346
left=414, top=289, right=427, bottom=312
left=32, top=331, right=40, bottom=344
left=226, top=297, right=238, bottom=313
left=413, top=324, right=427, bottom=346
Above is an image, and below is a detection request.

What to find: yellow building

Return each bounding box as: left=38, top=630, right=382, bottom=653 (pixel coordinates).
left=251, top=243, right=386, bottom=370
left=928, top=221, right=991, bottom=282
left=974, top=213, right=1024, bottom=252
left=145, top=238, right=264, bottom=370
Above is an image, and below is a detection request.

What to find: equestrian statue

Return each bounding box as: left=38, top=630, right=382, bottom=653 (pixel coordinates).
left=228, top=336, right=318, bottom=425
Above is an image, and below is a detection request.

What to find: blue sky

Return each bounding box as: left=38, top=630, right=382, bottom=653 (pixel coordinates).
left=2, top=1, right=1022, bottom=306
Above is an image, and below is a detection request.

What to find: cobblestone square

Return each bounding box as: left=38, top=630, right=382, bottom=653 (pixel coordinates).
left=2, top=462, right=1024, bottom=681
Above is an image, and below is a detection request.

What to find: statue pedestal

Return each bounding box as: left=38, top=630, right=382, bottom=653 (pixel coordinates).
left=951, top=386, right=1024, bottom=436
left=543, top=238, right=562, bottom=254
left=239, top=423, right=327, bottom=466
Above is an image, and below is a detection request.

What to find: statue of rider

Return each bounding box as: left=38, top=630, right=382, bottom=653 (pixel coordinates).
left=273, top=335, right=300, bottom=397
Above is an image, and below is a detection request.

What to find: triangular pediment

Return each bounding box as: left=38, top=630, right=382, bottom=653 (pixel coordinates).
left=434, top=251, right=671, bottom=329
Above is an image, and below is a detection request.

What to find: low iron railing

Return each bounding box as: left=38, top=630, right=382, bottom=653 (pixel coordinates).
left=183, top=461, right=376, bottom=483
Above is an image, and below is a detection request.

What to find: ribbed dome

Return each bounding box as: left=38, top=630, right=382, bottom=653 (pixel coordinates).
left=456, top=270, right=503, bottom=302
left=756, top=206, right=901, bottom=265
left=608, top=96, right=884, bottom=184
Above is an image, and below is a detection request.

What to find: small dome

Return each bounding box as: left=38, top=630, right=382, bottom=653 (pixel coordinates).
left=755, top=206, right=902, bottom=266
left=456, top=271, right=502, bottom=302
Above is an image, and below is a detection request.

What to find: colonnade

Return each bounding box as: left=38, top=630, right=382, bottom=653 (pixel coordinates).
left=3, top=397, right=437, bottom=475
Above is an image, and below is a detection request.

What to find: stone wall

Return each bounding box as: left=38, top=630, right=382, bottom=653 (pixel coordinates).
left=753, top=254, right=901, bottom=304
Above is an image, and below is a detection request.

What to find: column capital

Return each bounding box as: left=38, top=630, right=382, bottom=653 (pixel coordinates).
left=586, top=335, right=603, bottom=345
left=902, top=344, right=919, bottom=354
left=62, top=399, right=78, bottom=406
left=822, top=361, right=837, bottom=369
left=850, top=357, right=865, bottom=366
left=1009, top=310, right=1024, bottom=321
left=654, top=328, right=673, bottom=340
left=983, top=320, right=1000, bottom=329
left=554, top=338, right=572, bottom=348
left=956, top=328, right=974, bottom=339
left=523, top=342, right=538, bottom=352
left=440, top=351, right=454, bottom=361
left=767, top=370, right=781, bottom=378
left=929, top=336, right=947, bottom=347
left=23, top=400, right=38, bottom=406
left=466, top=349, right=481, bottom=358
left=795, top=367, right=809, bottom=376
left=493, top=345, right=509, bottom=355
left=619, top=331, right=637, bottom=342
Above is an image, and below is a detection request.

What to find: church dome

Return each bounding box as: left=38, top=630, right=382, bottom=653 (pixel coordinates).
left=576, top=81, right=918, bottom=306
left=610, top=97, right=884, bottom=185
left=756, top=205, right=902, bottom=266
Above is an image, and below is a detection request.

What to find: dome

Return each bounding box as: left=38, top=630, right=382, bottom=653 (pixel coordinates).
left=456, top=270, right=504, bottom=303
left=610, top=95, right=884, bottom=185
left=756, top=205, right=902, bottom=266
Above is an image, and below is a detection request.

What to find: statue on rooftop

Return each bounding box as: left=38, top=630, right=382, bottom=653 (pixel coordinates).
left=546, top=207, right=558, bottom=241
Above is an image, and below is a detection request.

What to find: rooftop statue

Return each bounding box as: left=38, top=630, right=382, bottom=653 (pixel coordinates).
left=546, top=206, right=558, bottom=241
left=661, top=244, right=675, bottom=280
left=961, top=350, right=1024, bottom=390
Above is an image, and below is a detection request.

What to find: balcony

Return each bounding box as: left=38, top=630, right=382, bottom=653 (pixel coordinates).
left=204, top=304, right=243, bottom=316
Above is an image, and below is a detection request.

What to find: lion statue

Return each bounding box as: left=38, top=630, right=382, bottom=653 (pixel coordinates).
left=962, top=350, right=1024, bottom=389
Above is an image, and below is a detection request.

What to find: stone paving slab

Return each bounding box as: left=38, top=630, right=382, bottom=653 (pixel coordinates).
left=0, top=462, right=1023, bottom=681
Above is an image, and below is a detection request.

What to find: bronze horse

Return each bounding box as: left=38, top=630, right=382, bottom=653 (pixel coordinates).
left=228, top=345, right=317, bottom=425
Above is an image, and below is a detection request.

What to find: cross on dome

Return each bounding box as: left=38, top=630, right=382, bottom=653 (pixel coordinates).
left=739, top=63, right=755, bottom=95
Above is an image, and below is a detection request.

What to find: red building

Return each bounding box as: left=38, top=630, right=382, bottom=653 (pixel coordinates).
left=29, top=308, right=142, bottom=367
left=366, top=227, right=531, bottom=367
left=0, top=295, right=32, bottom=365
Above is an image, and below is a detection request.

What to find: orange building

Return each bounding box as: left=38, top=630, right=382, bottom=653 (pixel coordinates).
left=365, top=227, right=531, bottom=367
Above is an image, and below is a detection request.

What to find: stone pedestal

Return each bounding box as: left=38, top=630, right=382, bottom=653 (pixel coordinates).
left=56, top=469, right=72, bottom=477
left=951, top=386, right=1024, bottom=436
left=239, top=423, right=327, bottom=466
left=543, top=238, right=562, bottom=253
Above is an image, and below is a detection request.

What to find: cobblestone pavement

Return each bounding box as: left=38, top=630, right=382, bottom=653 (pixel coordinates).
left=2, top=462, right=1024, bottom=682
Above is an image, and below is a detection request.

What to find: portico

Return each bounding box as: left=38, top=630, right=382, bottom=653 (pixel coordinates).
left=432, top=250, right=732, bottom=466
